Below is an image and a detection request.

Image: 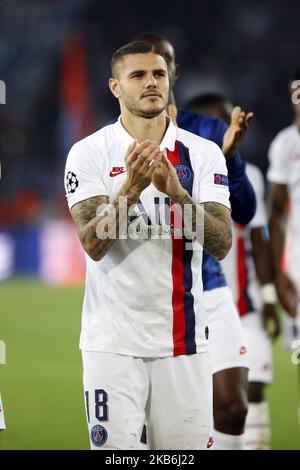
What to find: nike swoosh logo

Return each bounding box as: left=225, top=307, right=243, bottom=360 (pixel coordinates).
left=109, top=170, right=126, bottom=177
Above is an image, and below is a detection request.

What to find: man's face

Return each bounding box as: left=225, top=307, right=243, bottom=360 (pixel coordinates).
left=111, top=52, right=169, bottom=119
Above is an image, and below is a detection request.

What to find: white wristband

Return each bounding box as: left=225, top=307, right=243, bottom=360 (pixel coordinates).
left=260, top=283, right=277, bottom=305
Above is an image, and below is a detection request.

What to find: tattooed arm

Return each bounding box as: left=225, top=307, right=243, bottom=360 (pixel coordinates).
left=202, top=201, right=232, bottom=260
left=71, top=190, right=138, bottom=261
left=268, top=182, right=298, bottom=317
left=152, top=154, right=232, bottom=260
left=71, top=195, right=110, bottom=261
left=70, top=139, right=163, bottom=261
left=173, top=190, right=232, bottom=260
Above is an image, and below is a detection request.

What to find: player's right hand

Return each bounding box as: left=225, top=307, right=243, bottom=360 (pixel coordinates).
left=276, top=272, right=299, bottom=318
left=123, top=140, right=163, bottom=195
left=262, top=303, right=281, bottom=341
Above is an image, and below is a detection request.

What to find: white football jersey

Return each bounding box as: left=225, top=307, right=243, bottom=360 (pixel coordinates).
left=64, top=117, right=230, bottom=357
left=221, top=163, right=267, bottom=315
left=267, top=124, right=300, bottom=289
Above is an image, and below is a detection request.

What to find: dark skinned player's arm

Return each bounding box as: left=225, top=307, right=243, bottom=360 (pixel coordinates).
left=268, top=182, right=298, bottom=317
left=251, top=225, right=281, bottom=339
left=220, top=107, right=256, bottom=225
left=251, top=226, right=274, bottom=285
left=268, top=183, right=288, bottom=276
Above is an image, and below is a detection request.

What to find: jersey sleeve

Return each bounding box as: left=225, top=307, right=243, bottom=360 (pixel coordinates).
left=64, top=139, right=108, bottom=210
left=246, top=164, right=267, bottom=229
left=198, top=142, right=231, bottom=209
left=267, top=133, right=289, bottom=184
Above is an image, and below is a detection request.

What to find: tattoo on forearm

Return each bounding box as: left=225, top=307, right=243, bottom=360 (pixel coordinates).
left=202, top=201, right=232, bottom=260
left=71, top=190, right=139, bottom=261
left=174, top=191, right=232, bottom=260
left=71, top=196, right=105, bottom=227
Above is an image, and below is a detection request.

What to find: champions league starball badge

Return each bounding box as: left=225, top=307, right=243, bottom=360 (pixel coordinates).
left=66, top=171, right=79, bottom=194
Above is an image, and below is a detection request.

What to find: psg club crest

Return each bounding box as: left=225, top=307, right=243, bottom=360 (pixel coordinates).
left=91, top=424, right=108, bottom=447
left=175, top=164, right=191, bottom=185
left=66, top=171, right=79, bottom=194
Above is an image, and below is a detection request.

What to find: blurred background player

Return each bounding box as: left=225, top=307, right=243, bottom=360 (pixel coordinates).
left=267, top=66, right=300, bottom=422
left=187, top=93, right=281, bottom=449
left=135, top=32, right=255, bottom=450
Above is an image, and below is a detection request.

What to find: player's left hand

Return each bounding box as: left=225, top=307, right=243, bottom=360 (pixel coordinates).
left=152, top=154, right=185, bottom=201
left=222, top=106, right=253, bottom=158
left=262, top=303, right=281, bottom=342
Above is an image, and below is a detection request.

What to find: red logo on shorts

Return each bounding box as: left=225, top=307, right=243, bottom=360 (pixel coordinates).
left=207, top=436, right=214, bottom=448
left=239, top=346, right=247, bottom=355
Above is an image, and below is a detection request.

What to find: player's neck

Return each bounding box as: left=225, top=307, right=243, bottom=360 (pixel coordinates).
left=120, top=110, right=169, bottom=144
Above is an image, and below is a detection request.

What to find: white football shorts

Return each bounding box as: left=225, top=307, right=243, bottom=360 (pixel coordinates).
left=82, top=351, right=213, bottom=450
left=241, top=312, right=273, bottom=384
left=204, top=286, right=249, bottom=374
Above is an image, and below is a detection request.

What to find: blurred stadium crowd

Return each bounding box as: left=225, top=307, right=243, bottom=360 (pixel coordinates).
left=0, top=0, right=299, bottom=282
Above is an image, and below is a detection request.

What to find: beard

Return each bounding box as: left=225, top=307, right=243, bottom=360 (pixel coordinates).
left=123, top=95, right=168, bottom=119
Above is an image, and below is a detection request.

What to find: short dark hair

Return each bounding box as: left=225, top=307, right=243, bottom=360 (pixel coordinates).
left=133, top=32, right=166, bottom=43
left=185, top=93, right=226, bottom=112
left=289, top=66, right=300, bottom=82
left=111, top=41, right=164, bottom=77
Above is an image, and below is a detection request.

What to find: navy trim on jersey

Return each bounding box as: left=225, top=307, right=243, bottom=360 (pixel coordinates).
left=237, top=229, right=256, bottom=316
left=178, top=141, right=197, bottom=354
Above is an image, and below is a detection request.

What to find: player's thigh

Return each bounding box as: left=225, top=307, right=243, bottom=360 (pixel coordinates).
left=82, top=351, right=148, bottom=450
left=147, top=353, right=213, bottom=450
left=241, top=313, right=273, bottom=384
left=204, top=287, right=249, bottom=374
left=213, top=366, right=249, bottom=410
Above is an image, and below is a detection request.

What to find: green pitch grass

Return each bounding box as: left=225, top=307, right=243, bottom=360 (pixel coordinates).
left=0, top=279, right=299, bottom=450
